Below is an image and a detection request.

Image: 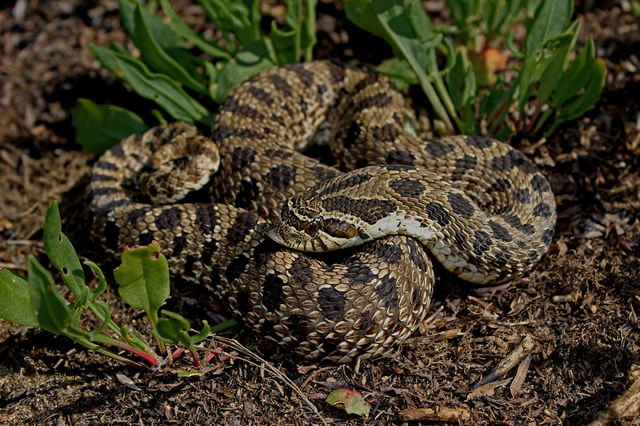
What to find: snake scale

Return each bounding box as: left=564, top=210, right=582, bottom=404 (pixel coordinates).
left=88, top=61, right=556, bottom=363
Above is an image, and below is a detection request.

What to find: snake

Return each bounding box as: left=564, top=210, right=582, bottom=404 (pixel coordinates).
left=88, top=60, right=556, bottom=363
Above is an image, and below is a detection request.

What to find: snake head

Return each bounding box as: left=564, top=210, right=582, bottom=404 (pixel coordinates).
left=267, top=195, right=370, bottom=252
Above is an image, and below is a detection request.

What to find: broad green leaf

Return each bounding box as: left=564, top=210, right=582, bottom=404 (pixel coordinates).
left=551, top=38, right=596, bottom=106
left=133, top=4, right=207, bottom=94
left=43, top=201, right=85, bottom=297
left=549, top=57, right=605, bottom=132
left=114, top=241, right=170, bottom=327
left=28, top=257, right=72, bottom=335
left=518, top=31, right=574, bottom=109
left=72, top=98, right=148, bottom=155
left=0, top=269, right=38, bottom=326
left=116, top=54, right=212, bottom=124
left=525, top=0, right=573, bottom=54
left=119, top=0, right=185, bottom=50
left=159, top=0, right=231, bottom=60
left=326, top=388, right=370, bottom=417
left=201, top=0, right=260, bottom=47
left=153, top=310, right=210, bottom=346
left=376, top=57, right=417, bottom=91
left=536, top=20, right=580, bottom=107
left=211, top=40, right=276, bottom=103
left=447, top=51, right=476, bottom=133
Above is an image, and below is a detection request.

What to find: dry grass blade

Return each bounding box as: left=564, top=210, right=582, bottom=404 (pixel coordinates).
left=199, top=336, right=328, bottom=425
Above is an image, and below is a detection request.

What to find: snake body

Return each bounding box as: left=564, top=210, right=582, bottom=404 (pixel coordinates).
left=88, top=61, right=556, bottom=363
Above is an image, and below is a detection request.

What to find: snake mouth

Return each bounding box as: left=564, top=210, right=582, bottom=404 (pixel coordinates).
left=266, top=227, right=286, bottom=245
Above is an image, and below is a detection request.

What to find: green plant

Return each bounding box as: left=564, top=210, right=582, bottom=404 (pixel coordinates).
left=73, top=0, right=605, bottom=151
left=346, top=0, right=605, bottom=139
left=0, top=201, right=236, bottom=372
left=73, top=0, right=317, bottom=154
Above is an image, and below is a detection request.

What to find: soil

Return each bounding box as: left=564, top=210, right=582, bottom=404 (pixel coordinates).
left=1, top=1, right=639, bottom=424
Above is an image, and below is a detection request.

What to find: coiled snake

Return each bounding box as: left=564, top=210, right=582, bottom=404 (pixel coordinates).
left=89, top=61, right=556, bottom=363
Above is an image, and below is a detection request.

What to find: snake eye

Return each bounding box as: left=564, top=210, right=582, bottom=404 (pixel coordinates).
left=305, top=221, right=320, bottom=235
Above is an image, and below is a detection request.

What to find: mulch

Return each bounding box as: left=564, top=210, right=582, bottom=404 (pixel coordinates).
left=0, top=1, right=638, bottom=424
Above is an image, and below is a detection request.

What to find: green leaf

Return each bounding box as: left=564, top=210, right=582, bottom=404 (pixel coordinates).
left=345, top=0, right=457, bottom=133
left=133, top=4, right=207, bottom=94
left=159, top=0, right=231, bottom=60
left=91, top=45, right=211, bottom=124
left=0, top=269, right=38, bottom=326
left=376, top=57, right=418, bottom=91
left=535, top=20, right=580, bottom=107
left=72, top=98, right=148, bottom=155
left=518, top=30, right=575, bottom=109
left=269, top=0, right=317, bottom=65
left=119, top=0, right=186, bottom=50
left=326, top=388, right=370, bottom=417
left=547, top=57, right=605, bottom=134
left=211, top=40, right=276, bottom=103
left=117, top=53, right=212, bottom=124
left=153, top=310, right=210, bottom=346
left=551, top=38, right=596, bottom=107
left=525, top=0, right=573, bottom=55
left=199, top=0, right=261, bottom=47
left=28, top=257, right=72, bottom=335
left=447, top=51, right=476, bottom=133
left=43, top=201, right=85, bottom=297
left=114, top=241, right=170, bottom=328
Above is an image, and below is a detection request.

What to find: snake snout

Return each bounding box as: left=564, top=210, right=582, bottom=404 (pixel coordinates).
left=266, top=227, right=286, bottom=245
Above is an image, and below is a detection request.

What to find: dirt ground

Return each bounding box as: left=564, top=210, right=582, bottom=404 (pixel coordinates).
left=1, top=0, right=639, bottom=424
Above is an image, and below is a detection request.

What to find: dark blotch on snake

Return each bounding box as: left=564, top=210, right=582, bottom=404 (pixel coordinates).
left=126, top=207, right=151, bottom=225
left=359, top=93, right=393, bottom=109
left=266, top=164, right=296, bottom=190
left=318, top=287, right=345, bottom=320
left=346, top=261, right=376, bottom=286
left=515, top=188, right=531, bottom=204
left=386, top=150, right=415, bottom=165
left=226, top=253, right=250, bottom=283
left=488, top=220, right=513, bottom=242
left=195, top=204, right=218, bottom=235
left=200, top=237, right=219, bottom=267
left=268, top=74, right=292, bottom=97
left=156, top=207, right=182, bottom=229
left=262, top=273, right=286, bottom=311
left=284, top=63, right=315, bottom=86
left=532, top=203, right=552, bottom=219
left=406, top=238, right=430, bottom=273
left=452, top=155, right=477, bottom=181
left=448, top=193, right=475, bottom=219
left=172, top=235, right=187, bottom=256
left=230, top=178, right=257, bottom=211
left=95, top=161, right=117, bottom=170
left=322, top=196, right=397, bottom=225
left=372, top=123, right=400, bottom=142
left=425, top=202, right=451, bottom=226
left=490, top=178, right=512, bottom=193
left=230, top=147, right=256, bottom=172
left=227, top=212, right=258, bottom=245
left=319, top=172, right=373, bottom=196
left=389, top=178, right=425, bottom=198
left=375, top=274, right=399, bottom=309
left=472, top=230, right=493, bottom=255
left=425, top=139, right=454, bottom=158
left=246, top=86, right=273, bottom=104
left=223, top=97, right=262, bottom=119
left=312, top=165, right=341, bottom=181
left=290, top=256, right=314, bottom=286
left=531, top=174, right=551, bottom=193
left=465, top=136, right=495, bottom=149
left=542, top=228, right=555, bottom=245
